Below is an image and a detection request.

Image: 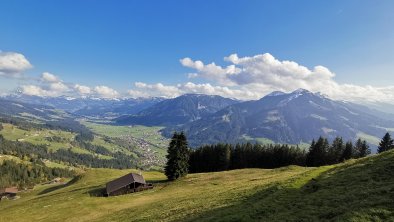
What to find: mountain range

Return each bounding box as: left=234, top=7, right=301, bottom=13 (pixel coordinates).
left=170, top=89, right=394, bottom=149
left=115, top=94, right=238, bottom=126
left=2, top=89, right=394, bottom=152
left=3, top=94, right=163, bottom=119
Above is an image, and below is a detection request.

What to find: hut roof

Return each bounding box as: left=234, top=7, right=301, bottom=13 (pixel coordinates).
left=0, top=187, right=18, bottom=194
left=106, top=173, right=146, bottom=194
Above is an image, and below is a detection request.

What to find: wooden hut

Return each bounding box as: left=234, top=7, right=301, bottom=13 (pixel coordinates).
left=0, top=187, right=18, bottom=200
left=105, top=173, right=153, bottom=196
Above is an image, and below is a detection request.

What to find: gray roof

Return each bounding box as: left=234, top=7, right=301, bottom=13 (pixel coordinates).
left=106, top=173, right=146, bottom=194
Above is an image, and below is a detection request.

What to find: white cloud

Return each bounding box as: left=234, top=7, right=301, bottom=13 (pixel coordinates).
left=49, top=82, right=69, bottom=92
left=11, top=50, right=394, bottom=104
left=94, top=85, right=119, bottom=99
left=127, top=81, right=258, bottom=100
left=179, top=53, right=394, bottom=103
left=0, top=51, right=32, bottom=77
left=131, top=82, right=182, bottom=98
left=74, top=84, right=91, bottom=95
left=21, top=85, right=54, bottom=97
left=41, top=72, right=60, bottom=83
left=180, top=57, right=240, bottom=86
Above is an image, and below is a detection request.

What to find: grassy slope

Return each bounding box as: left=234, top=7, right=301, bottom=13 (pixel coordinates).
left=1, top=151, right=394, bottom=222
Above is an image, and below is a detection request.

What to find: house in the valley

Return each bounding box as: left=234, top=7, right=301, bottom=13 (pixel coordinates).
left=105, top=173, right=153, bottom=196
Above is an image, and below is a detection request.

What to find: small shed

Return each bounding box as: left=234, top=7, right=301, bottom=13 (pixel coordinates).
left=0, top=187, right=18, bottom=200
left=105, top=173, right=153, bottom=196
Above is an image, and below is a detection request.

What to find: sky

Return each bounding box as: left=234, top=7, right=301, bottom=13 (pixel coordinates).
left=1, top=0, right=394, bottom=102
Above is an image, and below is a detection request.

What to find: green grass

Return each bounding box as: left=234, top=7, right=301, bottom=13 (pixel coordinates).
left=242, top=135, right=275, bottom=144
left=0, top=154, right=26, bottom=164
left=42, top=160, right=70, bottom=169
left=1, top=150, right=394, bottom=221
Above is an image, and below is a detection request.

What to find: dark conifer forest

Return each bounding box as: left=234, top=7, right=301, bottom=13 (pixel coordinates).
left=189, top=136, right=371, bottom=173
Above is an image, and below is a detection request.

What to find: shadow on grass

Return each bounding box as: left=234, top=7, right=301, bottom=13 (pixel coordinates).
left=38, top=175, right=82, bottom=195
left=182, top=152, right=394, bottom=222
left=85, top=185, right=106, bottom=197
left=146, top=179, right=168, bottom=184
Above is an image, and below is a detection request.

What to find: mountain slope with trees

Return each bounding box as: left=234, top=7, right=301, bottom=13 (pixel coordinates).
left=115, top=94, right=238, bottom=126
left=176, top=89, right=394, bottom=149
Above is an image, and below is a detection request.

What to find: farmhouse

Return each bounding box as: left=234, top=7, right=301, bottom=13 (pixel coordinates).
left=105, top=173, right=153, bottom=196
left=0, top=187, right=18, bottom=200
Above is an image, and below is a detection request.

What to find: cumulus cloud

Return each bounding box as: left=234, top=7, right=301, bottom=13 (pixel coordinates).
left=21, top=85, right=53, bottom=97
left=94, top=86, right=119, bottom=99
left=0, top=51, right=32, bottom=77
left=177, top=53, right=394, bottom=103
left=180, top=57, right=240, bottom=86
left=74, top=84, right=91, bottom=95
left=49, top=82, right=69, bottom=92
left=41, top=72, right=60, bottom=83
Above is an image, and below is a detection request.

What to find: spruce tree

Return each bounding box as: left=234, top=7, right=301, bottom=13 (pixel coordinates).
left=378, top=132, right=394, bottom=153
left=341, top=141, right=353, bottom=161
left=306, top=137, right=328, bottom=167
left=164, top=132, right=190, bottom=180
left=328, top=137, right=344, bottom=164
left=355, top=138, right=370, bottom=157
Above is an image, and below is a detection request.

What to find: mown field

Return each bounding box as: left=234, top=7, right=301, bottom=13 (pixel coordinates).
left=1, top=150, right=393, bottom=222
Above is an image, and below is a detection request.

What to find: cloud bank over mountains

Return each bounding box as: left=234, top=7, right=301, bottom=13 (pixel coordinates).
left=1, top=50, right=394, bottom=104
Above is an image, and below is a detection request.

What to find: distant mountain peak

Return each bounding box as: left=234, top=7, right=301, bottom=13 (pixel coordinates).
left=266, top=91, right=286, bottom=97
left=291, top=88, right=312, bottom=94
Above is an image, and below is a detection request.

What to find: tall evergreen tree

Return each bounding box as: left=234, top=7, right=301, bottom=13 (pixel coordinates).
left=341, top=141, right=353, bottom=161
left=306, top=137, right=329, bottom=167
left=165, top=132, right=190, bottom=180
left=378, top=132, right=394, bottom=153
left=354, top=138, right=370, bottom=158
left=328, top=137, right=344, bottom=164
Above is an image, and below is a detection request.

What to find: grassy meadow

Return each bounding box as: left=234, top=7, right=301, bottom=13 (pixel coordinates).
left=1, top=150, right=393, bottom=222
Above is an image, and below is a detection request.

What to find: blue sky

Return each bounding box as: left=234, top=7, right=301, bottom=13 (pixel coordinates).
left=1, top=0, right=394, bottom=101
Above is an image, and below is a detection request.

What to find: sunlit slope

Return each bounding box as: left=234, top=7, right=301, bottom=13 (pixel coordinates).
left=1, top=150, right=394, bottom=222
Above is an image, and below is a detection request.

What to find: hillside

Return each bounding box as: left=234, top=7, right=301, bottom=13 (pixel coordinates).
left=1, top=150, right=393, bottom=221
left=0, top=121, right=167, bottom=170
